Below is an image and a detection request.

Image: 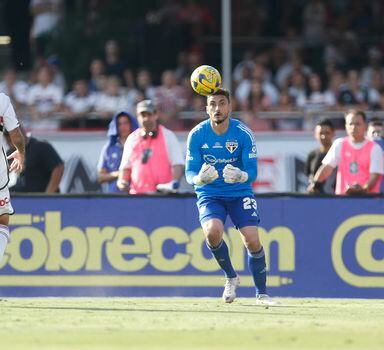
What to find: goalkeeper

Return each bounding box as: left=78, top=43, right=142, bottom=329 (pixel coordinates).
left=185, top=88, right=277, bottom=306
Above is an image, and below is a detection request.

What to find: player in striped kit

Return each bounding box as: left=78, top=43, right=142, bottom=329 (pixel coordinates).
left=185, top=88, right=277, bottom=305
left=0, top=93, right=25, bottom=263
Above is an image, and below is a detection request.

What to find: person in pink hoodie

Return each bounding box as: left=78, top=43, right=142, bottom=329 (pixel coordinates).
left=310, top=110, right=383, bottom=195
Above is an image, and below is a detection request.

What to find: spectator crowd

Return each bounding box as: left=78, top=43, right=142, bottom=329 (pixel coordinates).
left=2, top=0, right=384, bottom=133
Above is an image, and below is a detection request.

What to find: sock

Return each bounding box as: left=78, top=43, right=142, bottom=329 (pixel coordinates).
left=0, top=225, right=9, bottom=262
left=207, top=240, right=237, bottom=278
left=248, top=247, right=267, bottom=295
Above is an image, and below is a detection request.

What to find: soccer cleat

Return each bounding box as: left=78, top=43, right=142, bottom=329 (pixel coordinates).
left=222, top=275, right=240, bottom=303
left=255, top=294, right=280, bottom=306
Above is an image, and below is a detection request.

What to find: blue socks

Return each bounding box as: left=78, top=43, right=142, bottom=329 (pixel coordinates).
left=248, top=247, right=267, bottom=295
left=207, top=240, right=237, bottom=278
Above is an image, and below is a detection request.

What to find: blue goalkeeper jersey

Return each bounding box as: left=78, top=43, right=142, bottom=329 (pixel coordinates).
left=185, top=118, right=258, bottom=199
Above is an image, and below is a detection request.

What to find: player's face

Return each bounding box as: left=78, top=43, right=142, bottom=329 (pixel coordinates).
left=137, top=111, right=158, bottom=131
left=315, top=125, right=334, bottom=148
left=206, top=95, right=231, bottom=125
left=117, top=115, right=132, bottom=139
left=345, top=113, right=367, bottom=142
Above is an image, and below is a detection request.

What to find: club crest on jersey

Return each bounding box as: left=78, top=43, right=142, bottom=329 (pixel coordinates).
left=226, top=141, right=238, bottom=153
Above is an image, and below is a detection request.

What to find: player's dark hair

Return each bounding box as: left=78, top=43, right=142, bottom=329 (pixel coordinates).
left=344, top=109, right=366, bottom=122
left=368, top=117, right=383, bottom=127
left=209, top=88, right=231, bottom=103
left=316, top=118, right=334, bottom=130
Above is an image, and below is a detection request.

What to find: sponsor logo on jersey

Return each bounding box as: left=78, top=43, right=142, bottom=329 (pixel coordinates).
left=226, top=141, right=238, bottom=153
left=201, top=143, right=209, bottom=149
left=0, top=197, right=9, bottom=207
left=213, top=142, right=223, bottom=149
left=249, top=153, right=257, bottom=159
left=203, top=154, right=237, bottom=165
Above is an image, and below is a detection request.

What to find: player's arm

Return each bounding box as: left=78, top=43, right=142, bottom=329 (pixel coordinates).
left=2, top=95, right=25, bottom=173
left=185, top=130, right=218, bottom=186
left=240, top=141, right=258, bottom=182
left=7, top=127, right=25, bottom=173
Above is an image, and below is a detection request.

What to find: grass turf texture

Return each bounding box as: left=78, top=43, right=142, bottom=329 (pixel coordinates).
left=1, top=297, right=383, bottom=350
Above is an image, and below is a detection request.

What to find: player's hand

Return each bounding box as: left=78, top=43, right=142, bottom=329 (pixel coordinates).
left=156, top=180, right=180, bottom=193
left=7, top=150, right=24, bottom=174
left=193, top=163, right=218, bottom=186
left=223, top=164, right=248, bottom=183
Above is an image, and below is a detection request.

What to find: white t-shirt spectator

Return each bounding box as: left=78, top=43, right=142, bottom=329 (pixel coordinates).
left=64, top=91, right=97, bottom=114
left=235, top=80, right=279, bottom=106
left=296, top=91, right=336, bottom=109
left=94, top=92, right=128, bottom=114
left=27, top=83, right=63, bottom=113
left=0, top=81, right=29, bottom=105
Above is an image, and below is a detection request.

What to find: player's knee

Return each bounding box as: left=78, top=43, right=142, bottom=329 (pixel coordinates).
left=203, top=221, right=223, bottom=246
left=243, top=236, right=262, bottom=252
left=205, top=232, right=222, bottom=247
left=203, top=220, right=222, bottom=234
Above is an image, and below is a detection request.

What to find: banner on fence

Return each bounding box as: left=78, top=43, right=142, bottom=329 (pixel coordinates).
left=0, top=196, right=382, bottom=298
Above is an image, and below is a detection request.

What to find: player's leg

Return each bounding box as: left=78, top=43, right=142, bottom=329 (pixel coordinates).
left=197, top=197, right=239, bottom=302
left=238, top=226, right=266, bottom=295
left=202, top=218, right=237, bottom=279
left=228, top=196, right=278, bottom=305
left=238, top=226, right=279, bottom=305
left=0, top=214, right=10, bottom=262
left=202, top=218, right=240, bottom=303
left=0, top=188, right=13, bottom=263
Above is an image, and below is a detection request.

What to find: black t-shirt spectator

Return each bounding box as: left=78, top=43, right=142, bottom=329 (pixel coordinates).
left=13, top=137, right=63, bottom=192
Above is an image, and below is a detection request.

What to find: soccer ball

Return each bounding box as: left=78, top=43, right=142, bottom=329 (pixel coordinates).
left=190, top=65, right=222, bottom=96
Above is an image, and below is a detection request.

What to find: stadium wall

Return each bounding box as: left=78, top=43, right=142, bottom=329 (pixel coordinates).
left=0, top=195, right=383, bottom=298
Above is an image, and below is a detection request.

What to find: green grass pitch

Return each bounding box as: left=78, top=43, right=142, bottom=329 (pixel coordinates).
left=1, top=297, right=383, bottom=349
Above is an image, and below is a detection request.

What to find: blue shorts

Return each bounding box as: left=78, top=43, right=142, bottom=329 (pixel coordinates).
left=196, top=196, right=260, bottom=229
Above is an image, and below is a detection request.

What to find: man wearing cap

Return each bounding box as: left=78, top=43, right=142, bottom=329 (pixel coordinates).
left=117, top=100, right=184, bottom=194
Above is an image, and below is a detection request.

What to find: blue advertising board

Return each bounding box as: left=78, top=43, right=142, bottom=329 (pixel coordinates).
left=0, top=195, right=383, bottom=298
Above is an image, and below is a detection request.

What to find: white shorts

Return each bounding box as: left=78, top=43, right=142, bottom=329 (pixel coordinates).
left=0, top=187, right=14, bottom=216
